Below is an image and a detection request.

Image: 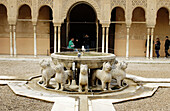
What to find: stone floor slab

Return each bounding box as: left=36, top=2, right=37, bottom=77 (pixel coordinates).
left=127, top=74, right=170, bottom=83
left=51, top=97, right=76, bottom=111
left=7, top=82, right=63, bottom=102
left=91, top=99, right=116, bottom=111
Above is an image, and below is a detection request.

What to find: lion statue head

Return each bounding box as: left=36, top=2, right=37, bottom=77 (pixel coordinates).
left=80, top=64, right=88, bottom=75
left=103, top=62, right=112, bottom=72
left=55, top=64, right=64, bottom=73
left=120, top=61, right=128, bottom=70
left=39, top=59, right=50, bottom=69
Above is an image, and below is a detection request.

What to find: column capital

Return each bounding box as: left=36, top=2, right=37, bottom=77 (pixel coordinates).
left=126, top=25, right=131, bottom=28
left=101, top=23, right=110, bottom=28
left=146, top=25, right=155, bottom=28
left=53, top=22, right=62, bottom=27
left=32, top=21, right=37, bottom=26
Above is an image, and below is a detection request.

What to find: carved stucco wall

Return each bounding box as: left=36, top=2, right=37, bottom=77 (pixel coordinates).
left=111, top=0, right=126, bottom=10
left=17, top=0, right=32, bottom=8
left=157, top=0, right=170, bottom=11
left=1, top=0, right=170, bottom=25
left=132, top=0, right=147, bottom=10
left=38, top=0, right=53, bottom=9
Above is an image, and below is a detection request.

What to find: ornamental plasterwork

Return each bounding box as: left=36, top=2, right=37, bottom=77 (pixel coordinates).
left=132, top=0, right=147, bottom=10
left=62, top=0, right=101, bottom=20
left=0, top=0, right=8, bottom=7
left=17, top=0, right=32, bottom=8
left=38, top=0, right=53, bottom=9
left=93, top=0, right=101, bottom=8
left=111, top=0, right=126, bottom=9
left=157, top=0, right=170, bottom=10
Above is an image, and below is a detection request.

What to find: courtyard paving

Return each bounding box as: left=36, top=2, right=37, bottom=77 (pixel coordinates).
left=0, top=56, right=170, bottom=111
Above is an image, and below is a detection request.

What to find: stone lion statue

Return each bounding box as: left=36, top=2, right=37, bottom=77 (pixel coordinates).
left=92, top=62, right=112, bottom=91
left=64, top=69, right=73, bottom=85
left=79, top=64, right=88, bottom=92
left=39, top=59, right=56, bottom=87
left=55, top=64, right=69, bottom=91
left=111, top=61, right=128, bottom=87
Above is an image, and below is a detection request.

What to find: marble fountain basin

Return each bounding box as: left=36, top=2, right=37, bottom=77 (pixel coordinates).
left=51, top=52, right=116, bottom=69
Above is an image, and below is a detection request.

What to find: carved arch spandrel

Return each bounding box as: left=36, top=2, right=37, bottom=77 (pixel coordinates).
left=61, top=0, right=101, bottom=22
left=38, top=0, right=53, bottom=10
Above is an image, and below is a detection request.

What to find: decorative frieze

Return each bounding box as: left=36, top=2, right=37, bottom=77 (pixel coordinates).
left=0, top=0, right=8, bottom=7
left=17, top=0, right=32, bottom=7
left=132, top=0, right=147, bottom=10
left=38, top=0, right=53, bottom=8
left=157, top=0, right=170, bottom=10
left=111, top=0, right=126, bottom=9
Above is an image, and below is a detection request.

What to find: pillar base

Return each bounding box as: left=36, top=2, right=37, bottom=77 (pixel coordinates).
left=69, top=80, right=79, bottom=90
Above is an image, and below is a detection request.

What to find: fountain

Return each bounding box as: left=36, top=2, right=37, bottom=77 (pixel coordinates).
left=3, top=51, right=165, bottom=111
left=36, top=51, right=129, bottom=94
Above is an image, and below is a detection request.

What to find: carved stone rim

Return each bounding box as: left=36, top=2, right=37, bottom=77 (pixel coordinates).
left=51, top=52, right=116, bottom=61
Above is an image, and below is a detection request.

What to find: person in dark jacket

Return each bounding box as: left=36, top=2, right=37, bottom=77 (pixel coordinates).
left=83, top=34, right=90, bottom=52
left=155, top=38, right=161, bottom=58
left=165, top=36, right=170, bottom=58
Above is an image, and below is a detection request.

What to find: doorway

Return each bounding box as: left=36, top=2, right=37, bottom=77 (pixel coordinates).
left=67, top=3, right=97, bottom=50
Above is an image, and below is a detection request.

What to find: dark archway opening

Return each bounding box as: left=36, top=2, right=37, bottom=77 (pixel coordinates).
left=67, top=3, right=97, bottom=50
left=38, top=6, right=53, bottom=54
left=110, top=7, right=125, bottom=54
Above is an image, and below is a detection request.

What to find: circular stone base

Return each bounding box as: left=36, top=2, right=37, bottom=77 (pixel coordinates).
left=31, top=77, right=129, bottom=95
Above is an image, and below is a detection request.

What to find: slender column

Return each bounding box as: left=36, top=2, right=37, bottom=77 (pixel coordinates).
left=126, top=27, right=130, bottom=59
left=13, top=25, right=16, bottom=57
left=106, top=27, right=109, bottom=53
left=102, top=27, right=105, bottom=53
left=66, top=21, right=69, bottom=46
left=33, top=25, right=37, bottom=56
left=146, top=28, right=150, bottom=59
left=58, top=26, right=61, bottom=53
left=54, top=26, right=57, bottom=53
left=96, top=22, right=98, bottom=52
left=10, top=25, right=13, bottom=56
left=150, top=28, right=154, bottom=59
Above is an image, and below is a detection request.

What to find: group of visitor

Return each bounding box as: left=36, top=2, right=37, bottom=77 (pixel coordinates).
left=67, top=34, right=90, bottom=52
left=146, top=36, right=170, bottom=58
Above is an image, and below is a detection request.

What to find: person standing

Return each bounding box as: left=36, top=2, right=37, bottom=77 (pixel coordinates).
left=74, top=39, right=80, bottom=52
left=165, top=36, right=170, bottom=58
left=83, top=34, right=90, bottom=52
left=68, top=38, right=75, bottom=50
left=155, top=38, right=161, bottom=58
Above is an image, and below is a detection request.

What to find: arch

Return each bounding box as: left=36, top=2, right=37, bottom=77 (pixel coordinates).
left=156, top=7, right=169, bottom=19
left=38, top=4, right=53, bottom=11
left=18, top=4, right=32, bottom=19
left=111, top=6, right=125, bottom=21
left=18, top=3, right=32, bottom=11
left=62, top=0, right=100, bottom=21
left=111, top=6, right=125, bottom=12
left=157, top=6, right=169, bottom=14
left=38, top=5, right=53, bottom=20
left=132, top=7, right=146, bottom=21
left=0, top=3, right=7, bottom=9
left=65, top=3, right=98, bottom=50
left=155, top=7, right=170, bottom=56
left=0, top=4, right=9, bottom=54
left=0, top=3, right=7, bottom=13
left=68, top=3, right=97, bottom=22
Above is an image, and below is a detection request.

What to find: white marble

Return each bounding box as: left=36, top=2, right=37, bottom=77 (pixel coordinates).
left=91, top=99, right=116, bottom=111
left=126, top=74, right=170, bottom=83
left=8, top=82, right=62, bottom=102
left=51, top=97, right=76, bottom=111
